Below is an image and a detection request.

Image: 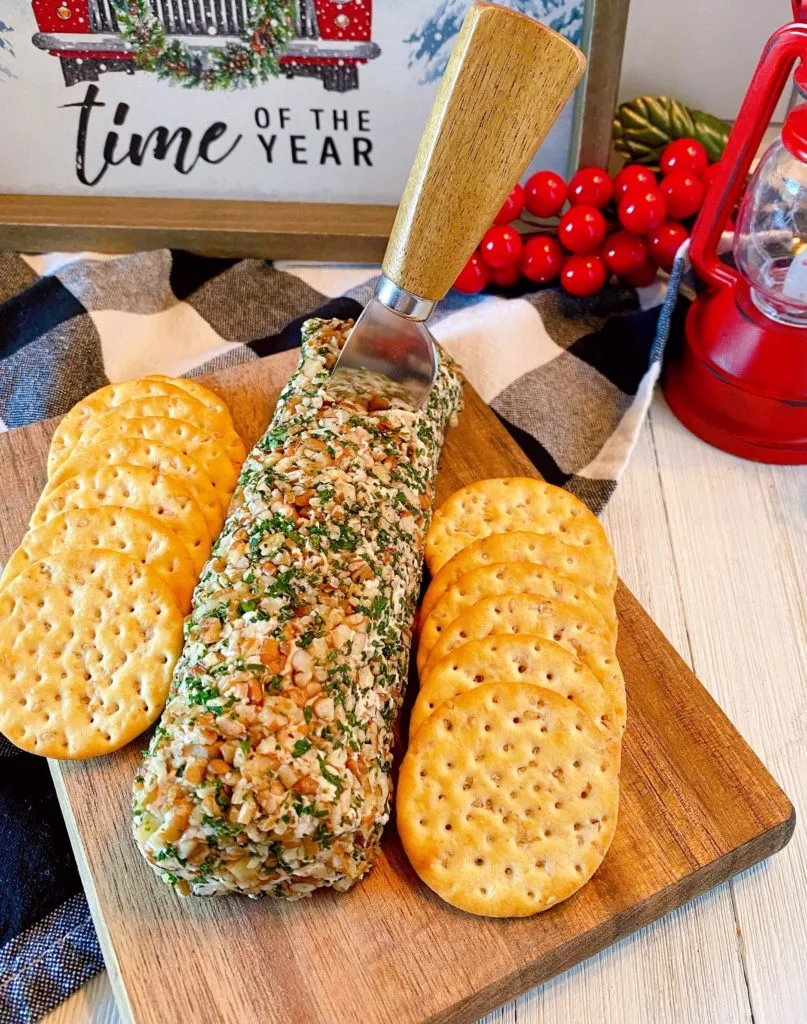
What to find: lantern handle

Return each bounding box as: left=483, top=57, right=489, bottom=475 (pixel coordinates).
left=793, top=1, right=807, bottom=23
left=690, top=23, right=807, bottom=291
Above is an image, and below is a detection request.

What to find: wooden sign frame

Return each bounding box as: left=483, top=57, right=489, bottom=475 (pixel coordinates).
left=0, top=0, right=629, bottom=261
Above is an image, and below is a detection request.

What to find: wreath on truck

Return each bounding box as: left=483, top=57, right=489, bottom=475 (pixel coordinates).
left=113, top=0, right=295, bottom=90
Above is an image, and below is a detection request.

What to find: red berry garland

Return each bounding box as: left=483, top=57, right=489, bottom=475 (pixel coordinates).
left=701, top=162, right=723, bottom=190
left=647, top=221, right=689, bottom=272
left=602, top=231, right=647, bottom=277
left=453, top=137, right=729, bottom=298
left=660, top=138, right=709, bottom=177
left=558, top=205, right=607, bottom=254
left=568, top=167, right=613, bottom=209
left=520, top=235, right=564, bottom=284
left=659, top=170, right=706, bottom=220
left=493, top=183, right=525, bottom=226
left=489, top=263, right=522, bottom=287
left=617, top=188, right=668, bottom=235
left=623, top=259, right=660, bottom=288
left=613, top=165, right=656, bottom=202
left=479, top=225, right=523, bottom=269
left=524, top=171, right=567, bottom=218
left=561, top=255, right=607, bottom=297
left=454, top=253, right=490, bottom=295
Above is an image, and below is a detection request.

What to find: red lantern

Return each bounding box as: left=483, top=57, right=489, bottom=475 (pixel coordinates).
left=663, top=12, right=807, bottom=463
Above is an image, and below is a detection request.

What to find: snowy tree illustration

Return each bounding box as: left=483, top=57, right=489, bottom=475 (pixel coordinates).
left=406, top=0, right=584, bottom=84
left=0, top=20, right=15, bottom=82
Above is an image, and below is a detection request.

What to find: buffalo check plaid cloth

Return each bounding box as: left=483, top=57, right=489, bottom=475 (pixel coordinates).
left=0, top=248, right=683, bottom=1022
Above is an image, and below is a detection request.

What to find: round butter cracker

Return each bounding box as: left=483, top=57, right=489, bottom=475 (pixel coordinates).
left=47, top=378, right=189, bottom=477
left=425, top=478, right=614, bottom=577
left=411, top=635, right=616, bottom=740
left=83, top=394, right=245, bottom=470
left=46, top=436, right=224, bottom=535
left=417, top=562, right=613, bottom=675
left=422, top=593, right=626, bottom=735
left=144, top=374, right=232, bottom=420
left=30, top=463, right=211, bottom=574
left=420, top=531, right=617, bottom=631
left=0, top=507, right=196, bottom=613
left=81, top=415, right=238, bottom=494
left=0, top=550, right=183, bottom=759
left=397, top=682, right=620, bottom=917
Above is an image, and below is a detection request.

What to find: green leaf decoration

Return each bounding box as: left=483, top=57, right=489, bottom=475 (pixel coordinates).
left=613, top=96, right=731, bottom=168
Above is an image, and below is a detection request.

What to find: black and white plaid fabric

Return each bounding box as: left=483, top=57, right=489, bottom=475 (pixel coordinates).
left=0, top=248, right=682, bottom=1022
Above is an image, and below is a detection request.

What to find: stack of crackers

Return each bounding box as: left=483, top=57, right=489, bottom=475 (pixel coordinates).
left=397, top=477, right=622, bottom=917
left=0, top=375, right=244, bottom=760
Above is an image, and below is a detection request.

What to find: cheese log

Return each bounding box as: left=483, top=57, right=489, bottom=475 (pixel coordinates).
left=133, top=318, right=462, bottom=898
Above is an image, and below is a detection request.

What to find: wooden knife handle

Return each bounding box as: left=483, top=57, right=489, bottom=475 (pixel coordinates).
left=382, top=2, right=586, bottom=303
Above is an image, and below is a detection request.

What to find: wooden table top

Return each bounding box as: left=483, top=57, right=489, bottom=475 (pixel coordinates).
left=44, top=391, right=807, bottom=1024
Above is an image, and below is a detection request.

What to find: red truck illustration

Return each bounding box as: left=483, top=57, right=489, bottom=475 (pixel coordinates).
left=31, top=0, right=380, bottom=89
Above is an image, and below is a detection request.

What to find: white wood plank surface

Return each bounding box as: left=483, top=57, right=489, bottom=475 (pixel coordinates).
left=43, top=394, right=805, bottom=1024
left=42, top=973, right=117, bottom=1024
left=647, top=395, right=807, bottom=1024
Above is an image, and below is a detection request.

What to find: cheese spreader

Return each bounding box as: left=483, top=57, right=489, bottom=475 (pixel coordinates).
left=329, top=1, right=586, bottom=408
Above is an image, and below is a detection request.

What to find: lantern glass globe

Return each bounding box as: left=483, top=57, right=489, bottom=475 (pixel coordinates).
left=735, top=138, right=807, bottom=327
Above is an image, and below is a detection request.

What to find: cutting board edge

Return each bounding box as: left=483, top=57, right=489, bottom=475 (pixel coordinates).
left=0, top=361, right=795, bottom=1024
left=49, top=761, right=137, bottom=1024
left=48, top=738, right=795, bottom=1024
left=425, top=803, right=796, bottom=1024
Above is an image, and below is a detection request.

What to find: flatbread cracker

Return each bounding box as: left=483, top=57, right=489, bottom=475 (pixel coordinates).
left=422, top=594, right=626, bottom=735
left=46, top=437, right=225, bottom=535
left=410, top=635, right=616, bottom=740
left=82, top=394, right=245, bottom=469
left=0, top=507, right=197, bottom=613
left=425, top=478, right=614, bottom=576
left=30, top=463, right=211, bottom=574
left=47, top=378, right=189, bottom=477
left=0, top=550, right=183, bottom=759
left=79, top=416, right=238, bottom=494
left=417, top=562, right=613, bottom=675
left=420, top=531, right=617, bottom=630
left=397, top=682, right=620, bottom=917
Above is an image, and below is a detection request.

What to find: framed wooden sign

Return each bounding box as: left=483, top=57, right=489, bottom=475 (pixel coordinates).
left=0, top=0, right=629, bottom=258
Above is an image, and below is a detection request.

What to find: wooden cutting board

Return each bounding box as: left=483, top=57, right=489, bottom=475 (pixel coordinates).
left=0, top=355, right=794, bottom=1024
